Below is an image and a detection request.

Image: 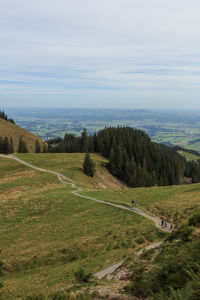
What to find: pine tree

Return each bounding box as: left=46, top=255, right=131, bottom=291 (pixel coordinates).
left=35, top=140, right=41, bottom=153
left=0, top=137, right=2, bottom=153
left=2, top=137, right=10, bottom=154
left=83, top=152, right=94, bottom=177
left=18, top=136, right=28, bottom=153
left=81, top=129, right=88, bottom=153
left=9, top=137, right=14, bottom=153
left=109, top=147, right=117, bottom=175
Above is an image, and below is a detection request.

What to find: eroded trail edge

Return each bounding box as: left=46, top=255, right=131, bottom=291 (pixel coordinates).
left=0, top=154, right=172, bottom=232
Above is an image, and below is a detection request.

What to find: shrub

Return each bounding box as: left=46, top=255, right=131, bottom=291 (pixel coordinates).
left=74, top=268, right=91, bottom=283
left=189, top=213, right=200, bottom=227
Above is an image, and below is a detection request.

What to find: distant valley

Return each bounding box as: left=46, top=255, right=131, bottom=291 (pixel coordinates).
left=5, top=107, right=200, bottom=152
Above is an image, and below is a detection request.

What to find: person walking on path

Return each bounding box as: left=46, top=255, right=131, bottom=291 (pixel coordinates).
left=164, top=220, right=167, bottom=228
left=132, top=200, right=135, bottom=208
left=161, top=218, right=164, bottom=227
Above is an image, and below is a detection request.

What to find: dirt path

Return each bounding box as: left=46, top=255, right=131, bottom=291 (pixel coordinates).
left=93, top=241, right=164, bottom=279
left=0, top=154, right=172, bottom=232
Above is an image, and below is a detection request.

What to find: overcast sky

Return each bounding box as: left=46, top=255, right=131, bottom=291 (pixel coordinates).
left=1, top=0, right=200, bottom=109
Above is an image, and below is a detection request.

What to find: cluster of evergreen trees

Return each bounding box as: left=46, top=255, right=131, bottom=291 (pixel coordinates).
left=47, top=126, right=198, bottom=187
left=0, top=136, right=29, bottom=154
left=0, top=137, right=14, bottom=154
left=185, top=160, right=200, bottom=183
left=0, top=110, right=15, bottom=124
left=92, top=127, right=186, bottom=187
left=0, top=136, right=48, bottom=154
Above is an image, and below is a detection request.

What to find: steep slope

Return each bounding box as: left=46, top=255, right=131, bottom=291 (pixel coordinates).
left=0, top=118, right=44, bottom=152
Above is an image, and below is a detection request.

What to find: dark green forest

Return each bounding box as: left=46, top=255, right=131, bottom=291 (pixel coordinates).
left=47, top=127, right=200, bottom=187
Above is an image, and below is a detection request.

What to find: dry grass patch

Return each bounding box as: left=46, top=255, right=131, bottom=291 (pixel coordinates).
left=0, top=118, right=44, bottom=152
left=0, top=170, right=36, bottom=183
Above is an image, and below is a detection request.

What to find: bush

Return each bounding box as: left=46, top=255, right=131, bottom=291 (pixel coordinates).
left=74, top=268, right=92, bottom=283
left=189, top=213, right=200, bottom=227
left=178, top=225, right=193, bottom=242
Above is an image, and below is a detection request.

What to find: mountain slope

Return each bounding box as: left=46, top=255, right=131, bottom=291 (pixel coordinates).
left=0, top=118, right=44, bottom=152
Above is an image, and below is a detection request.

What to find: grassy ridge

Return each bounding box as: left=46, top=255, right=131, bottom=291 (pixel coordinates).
left=0, top=118, right=44, bottom=152
left=179, top=150, right=200, bottom=161
left=0, top=155, right=162, bottom=299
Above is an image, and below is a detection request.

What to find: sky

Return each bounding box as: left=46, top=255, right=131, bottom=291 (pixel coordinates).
left=1, top=0, right=200, bottom=109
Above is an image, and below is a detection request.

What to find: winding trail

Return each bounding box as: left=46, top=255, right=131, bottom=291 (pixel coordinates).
left=0, top=154, right=172, bottom=232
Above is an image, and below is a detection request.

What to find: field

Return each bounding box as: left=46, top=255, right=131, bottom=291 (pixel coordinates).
left=0, top=154, right=164, bottom=299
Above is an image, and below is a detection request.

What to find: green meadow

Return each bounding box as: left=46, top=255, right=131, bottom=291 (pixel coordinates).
left=0, top=154, right=164, bottom=299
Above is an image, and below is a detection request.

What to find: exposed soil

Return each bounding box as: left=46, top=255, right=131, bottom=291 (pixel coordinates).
left=95, top=168, right=125, bottom=190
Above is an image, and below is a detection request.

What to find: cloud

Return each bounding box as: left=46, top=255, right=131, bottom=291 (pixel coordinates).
left=1, top=0, right=200, bottom=108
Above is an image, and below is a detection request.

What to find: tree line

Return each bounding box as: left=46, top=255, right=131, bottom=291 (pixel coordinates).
left=2, top=126, right=200, bottom=187
left=0, top=136, right=45, bottom=154
left=0, top=136, right=28, bottom=154
left=0, top=110, right=15, bottom=124
left=46, top=126, right=200, bottom=187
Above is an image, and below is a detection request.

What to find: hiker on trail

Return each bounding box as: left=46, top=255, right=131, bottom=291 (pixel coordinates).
left=132, top=200, right=134, bottom=208
left=164, top=221, right=167, bottom=228
left=170, top=224, right=173, bottom=231
left=135, top=201, right=138, bottom=207
left=161, top=218, right=164, bottom=227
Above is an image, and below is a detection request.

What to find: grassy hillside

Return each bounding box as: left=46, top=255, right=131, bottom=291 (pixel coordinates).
left=16, top=153, right=200, bottom=226
left=16, top=153, right=125, bottom=190
left=0, top=154, right=163, bottom=299
left=1, top=152, right=200, bottom=299
left=0, top=118, right=44, bottom=152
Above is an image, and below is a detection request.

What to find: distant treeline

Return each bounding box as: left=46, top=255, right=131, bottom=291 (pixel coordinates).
left=0, top=110, right=15, bottom=124
left=47, top=127, right=200, bottom=187
left=188, top=138, right=200, bottom=145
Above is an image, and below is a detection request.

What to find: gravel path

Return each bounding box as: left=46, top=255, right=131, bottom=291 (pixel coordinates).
left=0, top=154, right=172, bottom=232
left=93, top=260, right=124, bottom=279
left=136, top=241, right=163, bottom=256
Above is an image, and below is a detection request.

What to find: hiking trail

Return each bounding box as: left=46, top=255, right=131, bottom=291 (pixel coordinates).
left=0, top=154, right=172, bottom=232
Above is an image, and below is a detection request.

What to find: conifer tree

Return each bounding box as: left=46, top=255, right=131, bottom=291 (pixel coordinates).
left=9, top=137, right=14, bottom=153
left=18, top=136, right=28, bottom=153
left=35, top=140, right=41, bottom=153
left=83, top=152, right=94, bottom=177
left=0, top=137, right=2, bottom=153
left=81, top=129, right=88, bottom=152
left=2, top=137, right=10, bottom=154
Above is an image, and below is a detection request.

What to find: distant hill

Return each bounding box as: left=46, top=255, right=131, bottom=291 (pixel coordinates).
left=0, top=118, right=44, bottom=152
